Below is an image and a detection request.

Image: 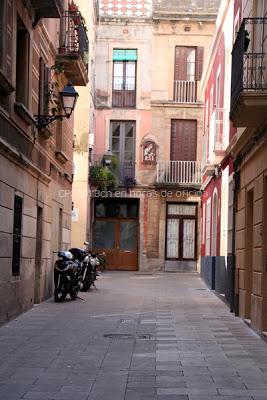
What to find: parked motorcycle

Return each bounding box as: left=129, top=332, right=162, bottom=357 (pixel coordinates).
left=53, top=251, right=82, bottom=302
left=69, top=242, right=106, bottom=292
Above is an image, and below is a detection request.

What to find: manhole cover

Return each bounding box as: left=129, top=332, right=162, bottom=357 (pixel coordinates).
left=103, top=333, right=152, bottom=340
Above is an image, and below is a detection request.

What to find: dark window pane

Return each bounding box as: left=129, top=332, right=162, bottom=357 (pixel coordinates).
left=112, top=123, right=120, bottom=137
left=112, top=137, right=120, bottom=152
left=96, top=203, right=106, bottom=217
left=93, top=221, right=115, bottom=248
left=128, top=204, right=138, bottom=218
left=120, top=221, right=137, bottom=251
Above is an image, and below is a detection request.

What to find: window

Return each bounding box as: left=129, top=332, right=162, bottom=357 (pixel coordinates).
left=0, top=2, right=6, bottom=72
left=174, top=47, right=203, bottom=103
left=0, top=0, right=14, bottom=94
left=205, top=198, right=211, bottom=256
left=39, top=57, right=50, bottom=115
left=12, top=196, right=23, bottom=276
left=16, top=15, right=30, bottom=107
left=110, top=121, right=135, bottom=180
left=112, top=49, right=137, bottom=108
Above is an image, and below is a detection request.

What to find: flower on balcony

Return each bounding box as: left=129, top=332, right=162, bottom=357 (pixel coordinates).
left=68, top=1, right=79, bottom=12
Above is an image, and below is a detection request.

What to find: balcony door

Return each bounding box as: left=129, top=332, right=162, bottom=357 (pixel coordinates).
left=110, top=121, right=135, bottom=180
left=171, top=120, right=197, bottom=161
left=112, top=49, right=137, bottom=108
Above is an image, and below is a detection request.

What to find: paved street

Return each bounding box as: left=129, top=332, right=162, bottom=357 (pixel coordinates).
left=1, top=272, right=267, bottom=400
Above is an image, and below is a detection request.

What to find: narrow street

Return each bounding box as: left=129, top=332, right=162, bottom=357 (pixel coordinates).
left=1, top=273, right=267, bottom=400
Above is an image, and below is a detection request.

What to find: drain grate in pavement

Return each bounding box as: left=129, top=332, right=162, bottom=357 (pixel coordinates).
left=103, top=333, right=152, bottom=340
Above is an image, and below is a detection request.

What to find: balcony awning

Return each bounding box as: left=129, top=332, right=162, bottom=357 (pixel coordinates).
left=113, top=49, right=138, bottom=61
left=31, top=0, right=64, bottom=18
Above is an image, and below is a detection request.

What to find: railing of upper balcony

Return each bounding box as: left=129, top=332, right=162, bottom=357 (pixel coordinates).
left=112, top=84, right=136, bottom=108
left=231, top=17, right=267, bottom=109
left=58, top=11, right=89, bottom=70
left=173, top=80, right=197, bottom=103
left=157, top=161, right=202, bottom=185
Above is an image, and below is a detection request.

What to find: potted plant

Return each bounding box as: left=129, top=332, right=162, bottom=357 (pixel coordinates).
left=68, top=1, right=81, bottom=26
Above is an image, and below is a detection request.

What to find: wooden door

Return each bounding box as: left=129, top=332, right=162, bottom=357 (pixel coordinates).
left=171, top=120, right=197, bottom=161
left=92, top=200, right=139, bottom=271
left=92, top=219, right=138, bottom=271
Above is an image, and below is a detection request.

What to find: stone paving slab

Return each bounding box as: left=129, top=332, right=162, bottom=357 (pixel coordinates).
left=0, top=272, right=267, bottom=400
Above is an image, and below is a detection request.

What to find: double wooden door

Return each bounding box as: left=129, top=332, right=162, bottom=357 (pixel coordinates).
left=93, top=218, right=138, bottom=271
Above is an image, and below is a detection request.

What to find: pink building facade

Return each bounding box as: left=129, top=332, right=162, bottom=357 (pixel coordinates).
left=201, top=0, right=235, bottom=303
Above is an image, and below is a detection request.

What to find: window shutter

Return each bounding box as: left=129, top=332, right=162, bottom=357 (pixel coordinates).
left=39, top=57, right=45, bottom=113
left=6, top=0, right=14, bottom=82
left=43, top=65, right=50, bottom=114
left=195, top=47, right=204, bottom=81
left=174, top=47, right=188, bottom=81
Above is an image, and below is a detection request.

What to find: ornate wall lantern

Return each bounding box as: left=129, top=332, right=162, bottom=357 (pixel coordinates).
left=34, top=81, right=79, bottom=129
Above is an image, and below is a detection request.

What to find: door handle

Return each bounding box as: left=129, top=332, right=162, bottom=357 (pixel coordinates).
left=124, top=251, right=131, bottom=253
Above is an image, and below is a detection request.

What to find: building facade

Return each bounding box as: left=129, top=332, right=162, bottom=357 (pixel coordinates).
left=0, top=0, right=88, bottom=323
left=92, top=0, right=219, bottom=272
left=200, top=0, right=235, bottom=303
left=230, top=0, right=267, bottom=334
left=71, top=0, right=98, bottom=247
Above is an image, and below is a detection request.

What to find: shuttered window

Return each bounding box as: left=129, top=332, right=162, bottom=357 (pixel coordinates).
left=12, top=196, right=23, bottom=276
left=39, top=57, right=50, bottom=114
left=16, top=15, right=30, bottom=107
left=174, top=46, right=204, bottom=81
left=171, top=120, right=197, bottom=161
left=0, top=0, right=15, bottom=94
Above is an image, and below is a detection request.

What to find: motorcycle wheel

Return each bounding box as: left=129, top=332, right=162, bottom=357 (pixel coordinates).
left=81, top=277, right=92, bottom=292
left=54, top=288, right=67, bottom=302
left=69, top=286, right=79, bottom=300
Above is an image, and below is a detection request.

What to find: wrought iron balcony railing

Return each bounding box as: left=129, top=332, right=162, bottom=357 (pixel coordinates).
left=231, top=18, right=267, bottom=110
left=58, top=10, right=89, bottom=70
left=173, top=80, right=197, bottom=103
left=157, top=161, right=202, bottom=185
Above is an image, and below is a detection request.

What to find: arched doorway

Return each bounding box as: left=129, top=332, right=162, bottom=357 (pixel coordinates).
left=211, top=191, right=218, bottom=256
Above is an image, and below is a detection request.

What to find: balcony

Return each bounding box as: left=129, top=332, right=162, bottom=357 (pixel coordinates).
left=230, top=18, right=267, bottom=127
left=173, top=80, right=197, bottom=103
left=56, top=11, right=89, bottom=86
left=112, top=84, right=136, bottom=108
left=202, top=108, right=226, bottom=176
left=31, top=0, right=64, bottom=19
left=156, top=161, right=202, bottom=186
left=90, top=155, right=136, bottom=190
